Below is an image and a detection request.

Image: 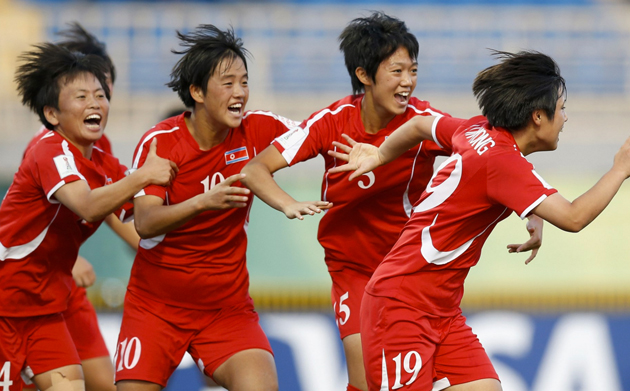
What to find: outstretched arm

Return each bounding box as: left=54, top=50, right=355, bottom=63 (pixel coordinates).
left=105, top=214, right=140, bottom=251
left=533, top=136, right=630, bottom=232
left=240, top=146, right=332, bottom=220
left=328, top=115, right=437, bottom=179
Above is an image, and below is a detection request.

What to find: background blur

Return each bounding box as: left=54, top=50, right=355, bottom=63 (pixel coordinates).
left=2, top=0, right=630, bottom=390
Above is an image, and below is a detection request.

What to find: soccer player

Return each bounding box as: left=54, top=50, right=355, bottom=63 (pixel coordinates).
left=0, top=44, right=176, bottom=391
left=114, top=25, right=299, bottom=391
left=240, top=13, right=542, bottom=391
left=20, top=23, right=139, bottom=391
left=328, top=50, right=630, bottom=391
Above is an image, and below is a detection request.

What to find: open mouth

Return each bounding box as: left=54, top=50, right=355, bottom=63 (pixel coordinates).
left=228, top=103, right=242, bottom=114
left=84, top=114, right=102, bottom=130
left=395, top=91, right=410, bottom=105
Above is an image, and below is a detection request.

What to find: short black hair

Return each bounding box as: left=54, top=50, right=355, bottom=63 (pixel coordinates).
left=339, top=12, right=419, bottom=95
left=15, top=43, right=111, bottom=129
left=473, top=50, right=566, bottom=132
left=167, top=25, right=250, bottom=108
left=57, top=22, right=116, bottom=85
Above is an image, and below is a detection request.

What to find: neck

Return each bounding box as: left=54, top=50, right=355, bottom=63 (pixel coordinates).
left=360, top=93, right=396, bottom=135
left=56, top=129, right=93, bottom=159
left=186, top=110, right=230, bottom=150
left=512, top=125, right=539, bottom=156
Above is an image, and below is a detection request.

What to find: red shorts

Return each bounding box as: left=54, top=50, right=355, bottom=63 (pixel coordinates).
left=361, top=293, right=498, bottom=391
left=114, top=291, right=273, bottom=387
left=330, top=269, right=370, bottom=339
left=0, top=313, right=81, bottom=390
left=63, top=285, right=110, bottom=360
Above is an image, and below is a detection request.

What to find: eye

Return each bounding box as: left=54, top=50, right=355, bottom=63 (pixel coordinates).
left=77, top=95, right=86, bottom=99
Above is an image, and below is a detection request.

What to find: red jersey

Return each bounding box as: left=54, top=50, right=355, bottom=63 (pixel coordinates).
left=367, top=116, right=558, bottom=316
left=128, top=111, right=296, bottom=310
left=272, top=95, right=450, bottom=275
left=0, top=132, right=127, bottom=316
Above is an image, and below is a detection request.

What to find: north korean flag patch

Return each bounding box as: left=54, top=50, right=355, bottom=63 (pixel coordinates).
left=225, top=146, right=249, bottom=165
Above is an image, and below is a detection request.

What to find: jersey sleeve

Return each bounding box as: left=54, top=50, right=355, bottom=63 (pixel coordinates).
left=487, top=151, right=558, bottom=219
left=432, top=116, right=467, bottom=155
left=271, top=107, right=338, bottom=166
left=33, top=140, right=85, bottom=201
left=246, top=111, right=299, bottom=153
left=130, top=133, right=168, bottom=200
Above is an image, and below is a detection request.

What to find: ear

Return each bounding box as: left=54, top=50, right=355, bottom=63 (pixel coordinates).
left=531, top=110, right=544, bottom=126
left=189, top=84, right=205, bottom=104
left=355, top=67, right=373, bottom=87
left=43, top=106, right=60, bottom=128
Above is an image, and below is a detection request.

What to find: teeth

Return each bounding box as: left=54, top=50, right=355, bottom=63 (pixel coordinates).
left=85, top=114, right=101, bottom=120
left=398, top=92, right=409, bottom=97
left=229, top=103, right=242, bottom=109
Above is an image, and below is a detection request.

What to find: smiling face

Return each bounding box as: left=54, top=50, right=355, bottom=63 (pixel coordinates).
left=369, top=46, right=418, bottom=118
left=44, top=72, right=109, bottom=154
left=194, top=55, right=249, bottom=132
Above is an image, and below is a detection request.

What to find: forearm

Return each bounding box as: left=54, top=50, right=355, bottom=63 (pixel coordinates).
left=134, top=196, right=205, bottom=239
left=379, top=116, right=436, bottom=163
left=241, top=162, right=297, bottom=213
left=105, top=214, right=140, bottom=251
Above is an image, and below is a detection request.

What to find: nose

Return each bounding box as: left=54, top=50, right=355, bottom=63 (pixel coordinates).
left=564, top=111, right=568, bottom=123
left=234, top=83, right=246, bottom=98
left=87, top=93, right=100, bottom=109
left=401, top=71, right=413, bottom=87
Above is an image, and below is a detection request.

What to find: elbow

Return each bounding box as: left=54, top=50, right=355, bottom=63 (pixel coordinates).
left=134, top=219, right=155, bottom=239
left=80, top=211, right=107, bottom=224
left=240, top=163, right=260, bottom=187
left=560, top=216, right=590, bottom=233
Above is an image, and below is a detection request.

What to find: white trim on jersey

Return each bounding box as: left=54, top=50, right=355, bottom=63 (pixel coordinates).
left=139, top=234, right=166, bottom=250
left=431, top=116, right=443, bottom=149
left=40, top=131, right=55, bottom=140
left=243, top=110, right=300, bottom=129
left=0, top=204, right=61, bottom=261
left=380, top=350, right=389, bottom=391
left=432, top=377, right=451, bottom=391
left=47, top=180, right=67, bottom=203
left=402, top=142, right=425, bottom=218
left=131, top=127, right=180, bottom=169
left=422, top=208, right=510, bottom=266
left=279, top=104, right=355, bottom=164
left=520, top=194, right=548, bottom=220
left=408, top=105, right=445, bottom=118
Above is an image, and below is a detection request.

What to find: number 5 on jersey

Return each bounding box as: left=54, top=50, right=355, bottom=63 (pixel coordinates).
left=333, top=292, right=350, bottom=326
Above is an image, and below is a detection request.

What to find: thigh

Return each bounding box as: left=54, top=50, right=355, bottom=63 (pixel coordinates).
left=188, top=298, right=273, bottom=383
left=32, top=365, right=84, bottom=391
left=212, top=349, right=277, bottom=391
left=81, top=357, right=115, bottom=391
left=330, top=269, right=370, bottom=339
left=113, top=294, right=188, bottom=388
left=433, top=314, right=498, bottom=390
left=63, top=290, right=110, bottom=361
left=25, top=314, right=81, bottom=377
left=360, top=294, right=439, bottom=391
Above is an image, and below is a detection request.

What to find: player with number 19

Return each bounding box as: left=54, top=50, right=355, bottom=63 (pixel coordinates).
left=330, top=50, right=630, bottom=391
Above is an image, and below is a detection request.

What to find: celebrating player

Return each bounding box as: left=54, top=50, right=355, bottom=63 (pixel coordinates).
left=241, top=13, right=542, bottom=391
left=0, top=44, right=176, bottom=391
left=20, top=23, right=139, bottom=391
left=114, top=25, right=299, bottom=391
left=329, top=50, right=630, bottom=391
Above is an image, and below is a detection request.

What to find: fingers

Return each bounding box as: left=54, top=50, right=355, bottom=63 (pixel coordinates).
left=222, top=173, right=248, bottom=187
left=341, top=133, right=358, bottom=146
left=524, top=248, right=539, bottom=265
left=148, top=138, right=157, bottom=156
left=331, top=140, right=352, bottom=154
left=169, top=161, right=179, bottom=173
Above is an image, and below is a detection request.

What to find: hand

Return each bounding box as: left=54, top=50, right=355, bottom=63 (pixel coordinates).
left=327, top=134, right=383, bottom=180
left=198, top=173, right=252, bottom=210
left=139, top=139, right=179, bottom=186
left=72, top=255, right=96, bottom=287
left=282, top=201, right=333, bottom=220
left=507, top=215, right=543, bottom=264
left=612, top=136, right=630, bottom=178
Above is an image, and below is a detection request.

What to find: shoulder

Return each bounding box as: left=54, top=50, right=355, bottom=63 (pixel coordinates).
left=139, top=115, right=184, bottom=144
left=242, top=110, right=300, bottom=129
left=407, top=97, right=450, bottom=118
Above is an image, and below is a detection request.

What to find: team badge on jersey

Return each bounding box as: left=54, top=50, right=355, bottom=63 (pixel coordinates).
left=225, top=147, right=249, bottom=165
left=53, top=154, right=79, bottom=179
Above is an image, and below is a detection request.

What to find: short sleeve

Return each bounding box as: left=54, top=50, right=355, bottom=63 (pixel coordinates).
left=33, top=140, right=84, bottom=201
left=130, top=135, right=167, bottom=200
left=433, top=116, right=467, bottom=155
left=487, top=151, right=558, bottom=219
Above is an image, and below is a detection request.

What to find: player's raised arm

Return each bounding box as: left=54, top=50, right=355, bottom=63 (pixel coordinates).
left=241, top=146, right=332, bottom=220
left=328, top=115, right=437, bottom=179
left=54, top=139, right=177, bottom=223
left=531, top=136, right=630, bottom=233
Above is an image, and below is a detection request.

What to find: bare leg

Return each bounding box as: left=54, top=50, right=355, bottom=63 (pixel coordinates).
left=212, top=349, right=277, bottom=391
left=81, top=356, right=116, bottom=391
left=32, top=365, right=84, bottom=391
left=342, top=334, right=368, bottom=391
left=445, top=379, right=502, bottom=391
left=116, top=380, right=162, bottom=391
